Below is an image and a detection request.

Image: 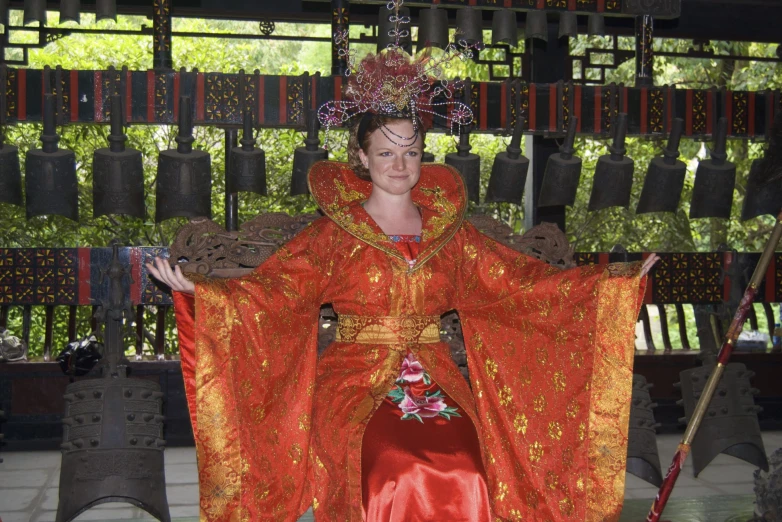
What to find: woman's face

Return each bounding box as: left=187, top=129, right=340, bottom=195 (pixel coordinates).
left=358, top=119, right=423, bottom=198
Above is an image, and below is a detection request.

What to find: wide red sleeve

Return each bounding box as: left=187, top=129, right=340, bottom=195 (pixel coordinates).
left=169, top=217, right=338, bottom=522
left=172, top=291, right=197, bottom=437
left=455, top=221, right=647, bottom=522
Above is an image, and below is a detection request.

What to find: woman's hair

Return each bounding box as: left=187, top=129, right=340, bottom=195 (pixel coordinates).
left=348, top=114, right=426, bottom=180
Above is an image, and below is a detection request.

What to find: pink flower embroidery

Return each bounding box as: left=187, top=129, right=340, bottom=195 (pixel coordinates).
left=387, top=353, right=462, bottom=423
left=398, top=352, right=426, bottom=383
left=399, top=387, right=448, bottom=419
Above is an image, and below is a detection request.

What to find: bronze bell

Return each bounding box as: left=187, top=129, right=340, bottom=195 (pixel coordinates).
left=155, top=96, right=212, bottom=222
left=228, top=111, right=266, bottom=196
left=741, top=112, right=782, bottom=220
left=0, top=0, right=9, bottom=26
left=588, top=13, right=605, bottom=36
left=93, top=95, right=144, bottom=219
left=486, top=116, right=529, bottom=204
left=626, top=374, right=663, bottom=486
left=637, top=117, right=686, bottom=214
left=59, top=0, right=80, bottom=24
left=588, top=113, right=634, bottom=211
left=56, top=245, right=170, bottom=522
left=538, top=116, right=582, bottom=207
left=558, top=12, right=578, bottom=39
left=291, top=109, right=327, bottom=196
left=377, top=4, right=411, bottom=53
left=23, top=0, right=46, bottom=25
left=690, top=117, right=736, bottom=219
left=0, top=139, right=22, bottom=207
left=525, top=10, right=548, bottom=42
left=445, top=131, right=481, bottom=203
left=677, top=361, right=768, bottom=477
left=96, top=0, right=117, bottom=22
left=0, top=67, right=22, bottom=207
left=26, top=93, right=78, bottom=221
left=742, top=158, right=782, bottom=221
left=455, top=7, right=482, bottom=45
left=491, top=8, right=517, bottom=47
left=417, top=6, right=449, bottom=51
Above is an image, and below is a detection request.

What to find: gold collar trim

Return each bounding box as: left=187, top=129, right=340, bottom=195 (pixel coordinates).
left=307, top=161, right=467, bottom=271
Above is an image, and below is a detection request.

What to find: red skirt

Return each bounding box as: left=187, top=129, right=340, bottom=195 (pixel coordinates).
left=361, top=386, right=492, bottom=521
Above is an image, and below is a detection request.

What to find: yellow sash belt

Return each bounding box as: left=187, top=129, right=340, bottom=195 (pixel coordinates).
left=335, top=315, right=441, bottom=345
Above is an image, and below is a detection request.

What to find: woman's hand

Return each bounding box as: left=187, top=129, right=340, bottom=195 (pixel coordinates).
left=640, top=254, right=660, bottom=278
left=146, top=256, right=195, bottom=295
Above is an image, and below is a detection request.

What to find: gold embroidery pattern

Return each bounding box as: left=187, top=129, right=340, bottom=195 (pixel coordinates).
left=334, top=178, right=364, bottom=202
left=585, top=268, right=645, bottom=521
left=420, top=186, right=457, bottom=241
left=335, top=315, right=441, bottom=344
left=194, top=283, right=243, bottom=519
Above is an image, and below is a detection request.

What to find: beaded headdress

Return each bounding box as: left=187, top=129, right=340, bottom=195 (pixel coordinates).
left=317, top=0, right=479, bottom=148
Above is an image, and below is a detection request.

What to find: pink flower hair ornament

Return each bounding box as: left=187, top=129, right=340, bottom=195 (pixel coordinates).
left=317, top=0, right=479, bottom=148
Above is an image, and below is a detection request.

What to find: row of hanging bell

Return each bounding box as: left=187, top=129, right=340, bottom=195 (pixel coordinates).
left=0, top=92, right=274, bottom=222
left=415, top=7, right=606, bottom=51
left=537, top=113, right=778, bottom=220
left=415, top=6, right=485, bottom=49
left=524, top=10, right=606, bottom=41
left=59, top=0, right=118, bottom=24
left=17, top=0, right=117, bottom=25
left=0, top=90, right=135, bottom=221
left=3, top=97, right=776, bottom=221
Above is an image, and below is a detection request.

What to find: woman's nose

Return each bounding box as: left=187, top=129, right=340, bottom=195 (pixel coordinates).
left=393, top=155, right=405, bottom=170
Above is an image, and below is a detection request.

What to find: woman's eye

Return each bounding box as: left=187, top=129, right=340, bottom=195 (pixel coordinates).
left=407, top=151, right=419, bottom=157
left=379, top=152, right=392, bottom=157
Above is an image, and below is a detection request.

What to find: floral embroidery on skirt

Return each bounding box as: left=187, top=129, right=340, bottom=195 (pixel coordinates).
left=386, top=352, right=461, bottom=423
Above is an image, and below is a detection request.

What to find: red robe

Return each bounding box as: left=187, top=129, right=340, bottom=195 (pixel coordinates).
left=173, top=161, right=646, bottom=521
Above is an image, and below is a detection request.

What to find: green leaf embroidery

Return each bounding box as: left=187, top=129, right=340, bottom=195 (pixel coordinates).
left=401, top=413, right=424, bottom=423
left=387, top=385, right=406, bottom=403
left=442, top=406, right=461, bottom=417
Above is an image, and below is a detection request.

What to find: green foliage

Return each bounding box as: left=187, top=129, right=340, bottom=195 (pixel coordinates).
left=1, top=14, right=780, bottom=356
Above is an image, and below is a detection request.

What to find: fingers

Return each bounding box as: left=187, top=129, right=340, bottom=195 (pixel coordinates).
left=640, top=254, right=661, bottom=278
left=172, top=265, right=196, bottom=294
left=145, top=261, right=163, bottom=281
left=145, top=256, right=195, bottom=294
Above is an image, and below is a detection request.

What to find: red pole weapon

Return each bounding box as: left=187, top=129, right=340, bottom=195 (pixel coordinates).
left=646, top=211, right=782, bottom=522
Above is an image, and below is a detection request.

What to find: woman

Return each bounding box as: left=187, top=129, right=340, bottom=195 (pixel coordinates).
left=149, top=110, right=658, bottom=521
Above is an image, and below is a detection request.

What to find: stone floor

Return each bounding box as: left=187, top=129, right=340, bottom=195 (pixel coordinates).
left=1, top=432, right=779, bottom=522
